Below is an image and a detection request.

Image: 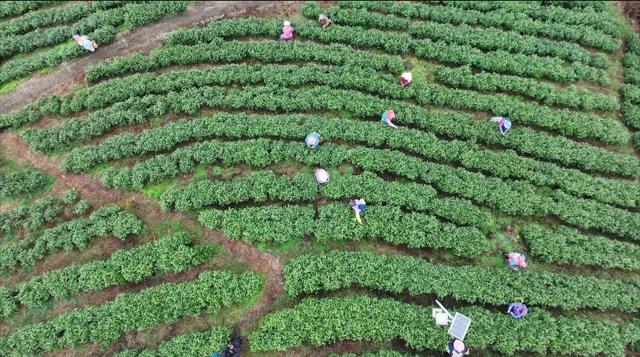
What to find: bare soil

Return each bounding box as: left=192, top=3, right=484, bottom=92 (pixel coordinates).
left=0, top=1, right=303, bottom=114
left=0, top=131, right=284, bottom=354
left=618, top=1, right=640, bottom=32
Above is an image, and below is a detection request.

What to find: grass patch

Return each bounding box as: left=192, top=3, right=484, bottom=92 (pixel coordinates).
left=142, top=179, right=177, bottom=200
left=0, top=79, right=20, bottom=94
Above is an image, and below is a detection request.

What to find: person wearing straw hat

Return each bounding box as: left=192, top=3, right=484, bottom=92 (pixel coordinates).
left=447, top=338, right=470, bottom=357
left=280, top=20, right=294, bottom=41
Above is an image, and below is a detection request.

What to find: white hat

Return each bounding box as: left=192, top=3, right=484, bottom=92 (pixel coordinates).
left=284, top=21, right=291, bottom=26
left=314, top=168, right=329, bottom=184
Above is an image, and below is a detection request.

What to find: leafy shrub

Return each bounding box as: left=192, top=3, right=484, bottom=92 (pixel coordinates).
left=285, top=251, right=640, bottom=311
left=521, top=224, right=640, bottom=271
left=0, top=205, right=143, bottom=273
left=116, top=327, right=231, bottom=357
left=0, top=270, right=261, bottom=355
left=72, top=200, right=91, bottom=215
left=0, top=234, right=212, bottom=317
left=199, top=204, right=489, bottom=257
left=249, top=295, right=626, bottom=356
left=62, top=187, right=79, bottom=204
left=0, top=168, right=49, bottom=199
left=0, top=196, right=61, bottom=236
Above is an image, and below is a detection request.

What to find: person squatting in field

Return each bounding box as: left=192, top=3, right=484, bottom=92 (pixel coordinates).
left=400, top=71, right=412, bottom=87
left=319, top=13, right=332, bottom=28
left=504, top=252, right=527, bottom=270
left=305, top=132, right=321, bottom=148
left=508, top=301, right=528, bottom=319
left=280, top=20, right=294, bottom=40
left=73, top=34, right=97, bottom=52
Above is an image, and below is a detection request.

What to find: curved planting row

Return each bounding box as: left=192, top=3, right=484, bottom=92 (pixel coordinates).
left=0, top=234, right=213, bottom=319
left=18, top=84, right=634, bottom=182
left=0, top=2, right=125, bottom=36
left=161, top=170, right=493, bottom=230
left=96, top=135, right=640, bottom=240
left=0, top=205, right=143, bottom=273
left=167, top=17, right=606, bottom=84
left=0, top=25, right=116, bottom=86
left=4, top=56, right=635, bottom=174
left=103, top=137, right=550, bottom=217
left=0, top=1, right=53, bottom=18
left=411, top=82, right=626, bottom=145
left=441, top=1, right=622, bottom=38
left=433, top=65, right=619, bottom=112
left=0, top=1, right=187, bottom=86
left=249, top=295, right=627, bottom=356
left=622, top=34, right=640, bottom=149
left=521, top=224, right=640, bottom=271
left=24, top=73, right=636, bottom=178
left=116, top=327, right=231, bottom=357
left=337, top=1, right=621, bottom=51
left=551, top=191, right=640, bottom=241
left=62, top=112, right=640, bottom=208
left=86, top=40, right=403, bottom=84
left=413, top=36, right=607, bottom=85
left=0, top=270, right=261, bottom=356
left=198, top=204, right=488, bottom=257
left=303, top=2, right=608, bottom=72
left=0, top=3, right=140, bottom=60
left=18, top=62, right=627, bottom=150
left=284, top=251, right=640, bottom=312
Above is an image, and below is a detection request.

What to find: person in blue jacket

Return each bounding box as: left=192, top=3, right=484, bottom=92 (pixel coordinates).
left=305, top=132, right=321, bottom=148
left=508, top=301, right=528, bottom=319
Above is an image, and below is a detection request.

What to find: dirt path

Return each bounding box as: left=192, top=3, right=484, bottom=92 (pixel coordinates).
left=0, top=132, right=284, bottom=336
left=0, top=1, right=302, bottom=114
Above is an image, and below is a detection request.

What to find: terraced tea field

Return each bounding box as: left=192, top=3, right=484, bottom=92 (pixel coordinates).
left=0, top=1, right=639, bottom=356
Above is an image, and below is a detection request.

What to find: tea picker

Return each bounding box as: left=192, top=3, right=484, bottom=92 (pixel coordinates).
left=508, top=299, right=528, bottom=319
left=314, top=168, right=329, bottom=184
left=504, top=252, right=527, bottom=270
left=73, top=34, right=98, bottom=52
left=349, top=198, right=366, bottom=224
left=432, top=300, right=472, bottom=356
left=280, top=20, right=294, bottom=41
left=381, top=109, right=398, bottom=128
left=211, top=336, right=242, bottom=357
left=490, top=115, right=511, bottom=136
left=400, top=71, right=412, bottom=87
left=318, top=13, right=332, bottom=28
left=305, top=132, right=321, bottom=148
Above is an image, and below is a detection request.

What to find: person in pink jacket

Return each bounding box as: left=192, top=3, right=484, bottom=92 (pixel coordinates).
left=380, top=109, right=398, bottom=128
left=280, top=21, right=294, bottom=41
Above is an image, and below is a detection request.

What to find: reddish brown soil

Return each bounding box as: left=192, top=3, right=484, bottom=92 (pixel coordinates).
left=0, top=1, right=304, bottom=114
left=0, top=132, right=284, bottom=354
left=0, top=2, right=300, bottom=348
left=618, top=1, right=640, bottom=32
